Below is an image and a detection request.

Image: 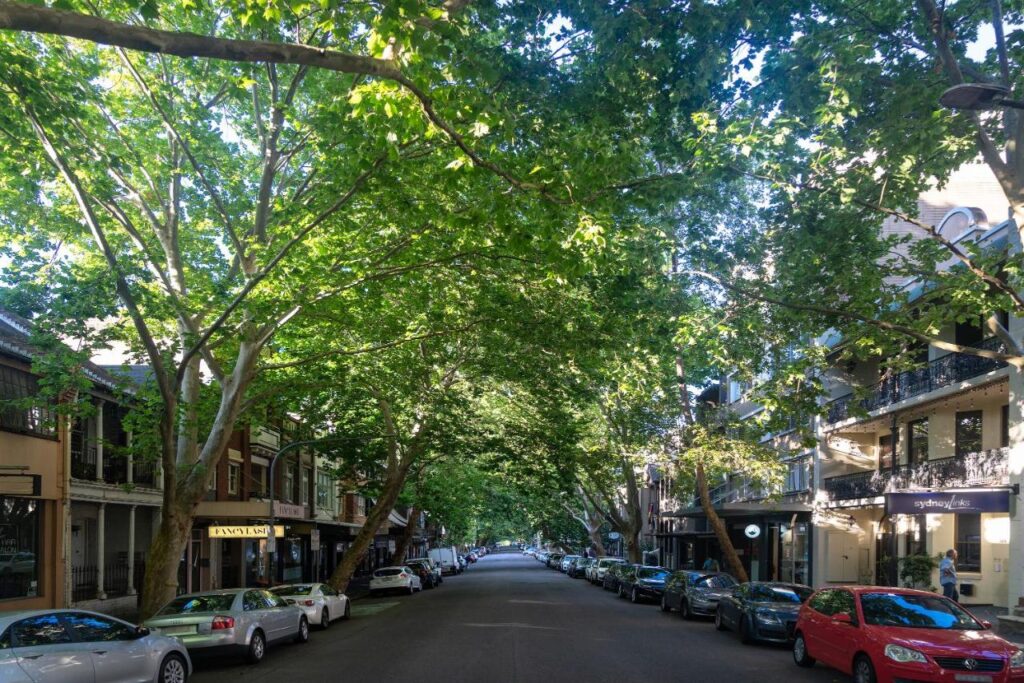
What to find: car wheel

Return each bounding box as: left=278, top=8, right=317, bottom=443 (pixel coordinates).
left=246, top=630, right=266, bottom=665
left=792, top=633, right=815, bottom=668
left=343, top=601, right=351, bottom=620
left=661, top=595, right=670, bottom=613
left=617, top=585, right=624, bottom=599
left=158, top=653, right=188, bottom=683
left=631, top=588, right=639, bottom=604
left=295, top=617, right=309, bottom=644
left=680, top=600, right=692, bottom=620
left=853, top=655, right=876, bottom=683
left=714, top=608, right=726, bottom=631
left=739, top=616, right=753, bottom=644
left=408, top=584, right=415, bottom=595
left=320, top=608, right=330, bottom=629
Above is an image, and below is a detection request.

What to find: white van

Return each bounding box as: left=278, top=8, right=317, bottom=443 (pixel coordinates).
left=428, top=547, right=461, bottom=575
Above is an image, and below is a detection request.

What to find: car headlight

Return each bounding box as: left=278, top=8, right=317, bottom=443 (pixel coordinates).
left=884, top=644, right=928, bottom=664
left=1011, top=649, right=1024, bottom=669
left=755, top=609, right=782, bottom=625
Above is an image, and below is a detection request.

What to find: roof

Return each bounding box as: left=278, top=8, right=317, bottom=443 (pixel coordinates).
left=100, top=364, right=152, bottom=389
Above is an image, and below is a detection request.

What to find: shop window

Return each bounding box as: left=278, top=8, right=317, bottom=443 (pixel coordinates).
left=0, top=366, right=56, bottom=438
left=955, top=411, right=983, bottom=457
left=0, top=498, right=40, bottom=600
left=301, top=468, right=310, bottom=506
left=907, top=418, right=928, bottom=465
left=1002, top=404, right=1010, bottom=449
left=879, top=434, right=893, bottom=471
left=228, top=463, right=240, bottom=496
left=956, top=514, right=981, bottom=573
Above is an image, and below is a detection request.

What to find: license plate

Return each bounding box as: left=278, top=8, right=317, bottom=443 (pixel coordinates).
left=160, top=626, right=195, bottom=636
left=955, top=675, right=992, bottom=682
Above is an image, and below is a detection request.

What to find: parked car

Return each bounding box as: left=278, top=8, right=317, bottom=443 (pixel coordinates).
left=0, top=609, right=192, bottom=683
left=714, top=582, right=813, bottom=643
left=619, top=566, right=669, bottom=604
left=662, top=570, right=738, bottom=619
left=269, top=582, right=350, bottom=629
left=569, top=557, right=593, bottom=579
left=560, top=555, right=580, bottom=573
left=144, top=588, right=309, bottom=665
left=603, top=563, right=639, bottom=594
left=370, top=566, right=423, bottom=596
left=407, top=557, right=443, bottom=585
left=405, top=560, right=439, bottom=589
left=793, top=586, right=1024, bottom=683
left=590, top=557, right=626, bottom=584
left=546, top=553, right=565, bottom=569
left=0, top=552, right=35, bottom=576
left=428, top=547, right=461, bottom=575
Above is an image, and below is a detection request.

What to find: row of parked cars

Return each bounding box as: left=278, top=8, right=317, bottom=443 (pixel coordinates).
left=527, top=548, right=1024, bottom=683
left=0, top=547, right=492, bottom=683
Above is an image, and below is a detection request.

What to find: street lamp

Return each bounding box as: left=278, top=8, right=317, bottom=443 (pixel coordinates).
left=939, top=83, right=1024, bottom=111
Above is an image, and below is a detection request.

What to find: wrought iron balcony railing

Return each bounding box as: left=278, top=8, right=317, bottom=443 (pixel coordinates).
left=826, top=337, right=1007, bottom=424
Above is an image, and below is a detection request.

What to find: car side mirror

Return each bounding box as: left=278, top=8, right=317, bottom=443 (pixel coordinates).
left=134, top=626, right=150, bottom=639
left=982, top=620, right=992, bottom=629
left=832, top=613, right=854, bottom=626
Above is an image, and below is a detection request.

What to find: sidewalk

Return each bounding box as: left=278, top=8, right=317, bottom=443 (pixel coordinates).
left=968, top=605, right=1024, bottom=647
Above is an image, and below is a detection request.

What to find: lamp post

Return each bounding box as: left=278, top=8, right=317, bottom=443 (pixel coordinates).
left=939, top=83, right=1024, bottom=111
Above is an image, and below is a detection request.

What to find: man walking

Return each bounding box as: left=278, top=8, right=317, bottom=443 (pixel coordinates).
left=940, top=549, right=958, bottom=602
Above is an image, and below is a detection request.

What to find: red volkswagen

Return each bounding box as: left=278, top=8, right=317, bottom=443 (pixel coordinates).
left=792, top=586, right=1024, bottom=683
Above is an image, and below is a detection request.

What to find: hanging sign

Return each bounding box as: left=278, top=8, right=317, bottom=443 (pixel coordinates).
left=885, top=490, right=1009, bottom=515
left=209, top=525, right=285, bottom=539
left=744, top=524, right=761, bottom=539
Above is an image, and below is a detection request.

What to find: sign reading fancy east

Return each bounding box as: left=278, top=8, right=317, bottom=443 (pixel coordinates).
left=885, top=490, right=1009, bottom=515
left=208, top=525, right=285, bottom=539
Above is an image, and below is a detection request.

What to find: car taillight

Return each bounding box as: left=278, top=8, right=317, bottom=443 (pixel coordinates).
left=211, top=616, right=235, bottom=630
left=301, top=600, right=315, bottom=607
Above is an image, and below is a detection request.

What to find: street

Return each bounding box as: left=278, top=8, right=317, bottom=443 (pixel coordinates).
left=190, top=552, right=845, bottom=683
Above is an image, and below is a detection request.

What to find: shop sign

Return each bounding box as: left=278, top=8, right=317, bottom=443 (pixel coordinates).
left=273, top=502, right=308, bottom=519
left=885, top=490, right=1009, bottom=515
left=209, top=525, right=285, bottom=538
left=744, top=524, right=761, bottom=539
left=310, top=529, right=320, bottom=552
left=0, top=474, right=40, bottom=496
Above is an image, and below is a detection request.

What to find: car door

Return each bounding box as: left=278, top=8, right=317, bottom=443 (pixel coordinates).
left=807, top=589, right=858, bottom=669
left=722, top=584, right=745, bottom=628
left=323, top=585, right=343, bottom=617
left=62, top=612, right=150, bottom=683
left=828, top=590, right=861, bottom=673
left=10, top=613, right=96, bottom=683
left=803, top=589, right=835, bottom=664
left=262, top=590, right=296, bottom=641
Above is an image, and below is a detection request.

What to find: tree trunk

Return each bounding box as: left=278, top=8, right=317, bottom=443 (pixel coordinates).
left=623, top=522, right=642, bottom=563
left=139, top=497, right=194, bottom=619
left=327, top=464, right=411, bottom=594
left=391, top=505, right=420, bottom=565
left=586, top=522, right=607, bottom=557
left=696, top=460, right=748, bottom=582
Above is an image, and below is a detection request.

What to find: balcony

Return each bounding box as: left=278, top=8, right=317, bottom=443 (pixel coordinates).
left=826, top=337, right=1007, bottom=424
left=823, top=447, right=1009, bottom=501
left=252, top=426, right=280, bottom=450
left=71, top=444, right=98, bottom=480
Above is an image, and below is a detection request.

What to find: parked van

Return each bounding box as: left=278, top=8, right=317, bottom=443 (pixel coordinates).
left=428, top=547, right=461, bottom=575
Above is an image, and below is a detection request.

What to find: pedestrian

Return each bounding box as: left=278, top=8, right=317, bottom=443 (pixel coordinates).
left=702, top=557, right=719, bottom=572
left=940, top=549, right=959, bottom=602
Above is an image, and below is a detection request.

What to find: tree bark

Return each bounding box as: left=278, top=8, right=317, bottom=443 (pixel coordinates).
left=696, top=461, right=748, bottom=583
left=139, top=495, right=194, bottom=618
left=391, top=505, right=420, bottom=565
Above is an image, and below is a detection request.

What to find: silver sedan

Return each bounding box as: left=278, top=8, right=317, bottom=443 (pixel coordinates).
left=144, top=588, right=309, bottom=665
left=0, top=609, right=191, bottom=683
left=268, top=583, right=350, bottom=629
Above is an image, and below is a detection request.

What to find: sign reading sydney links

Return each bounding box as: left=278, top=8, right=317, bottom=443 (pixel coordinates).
left=885, top=490, right=1010, bottom=515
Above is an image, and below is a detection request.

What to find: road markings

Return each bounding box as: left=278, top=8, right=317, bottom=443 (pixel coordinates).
left=508, top=599, right=568, bottom=605
left=463, top=622, right=563, bottom=630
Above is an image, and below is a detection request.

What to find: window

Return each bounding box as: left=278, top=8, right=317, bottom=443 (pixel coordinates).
left=317, top=472, right=336, bottom=513
left=0, top=365, right=56, bottom=438
left=809, top=589, right=856, bottom=621
left=879, top=434, right=893, bottom=471
left=243, top=591, right=265, bottom=611
left=301, top=468, right=311, bottom=506
left=250, top=464, right=267, bottom=497
left=956, top=514, right=981, bottom=573
left=955, top=411, right=983, bottom=457
left=11, top=615, right=70, bottom=647
left=207, top=467, right=217, bottom=493
left=283, top=464, right=294, bottom=503
left=63, top=613, right=135, bottom=642
left=907, top=418, right=928, bottom=465
left=228, top=463, right=240, bottom=496
left=784, top=459, right=809, bottom=493
left=0, top=497, right=39, bottom=600
left=1002, top=404, right=1010, bottom=449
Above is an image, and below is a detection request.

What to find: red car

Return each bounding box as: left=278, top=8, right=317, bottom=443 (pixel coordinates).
left=792, top=585, right=1024, bottom=683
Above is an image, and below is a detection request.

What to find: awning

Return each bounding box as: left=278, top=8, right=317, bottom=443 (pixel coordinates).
left=664, top=501, right=811, bottom=519
left=885, top=489, right=1011, bottom=514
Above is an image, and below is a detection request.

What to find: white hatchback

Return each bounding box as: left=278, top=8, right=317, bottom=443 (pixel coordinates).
left=369, top=566, right=422, bottom=596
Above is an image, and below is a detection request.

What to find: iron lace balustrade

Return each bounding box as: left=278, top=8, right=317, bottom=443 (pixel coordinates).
left=823, top=469, right=892, bottom=500
left=825, top=337, right=1008, bottom=424
left=71, top=445, right=97, bottom=480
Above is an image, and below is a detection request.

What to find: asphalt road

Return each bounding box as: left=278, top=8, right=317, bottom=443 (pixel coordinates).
left=190, top=553, right=849, bottom=683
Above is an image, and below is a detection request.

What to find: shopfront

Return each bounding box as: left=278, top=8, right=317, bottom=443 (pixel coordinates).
left=0, top=495, right=41, bottom=601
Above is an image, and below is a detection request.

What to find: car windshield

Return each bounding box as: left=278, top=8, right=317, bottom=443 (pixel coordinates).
left=375, top=568, right=403, bottom=577
left=750, top=585, right=813, bottom=603
left=157, top=594, right=237, bottom=615
left=638, top=568, right=668, bottom=580
left=270, top=585, right=313, bottom=596
left=696, top=574, right=737, bottom=590
left=861, top=593, right=983, bottom=630
left=600, top=559, right=623, bottom=567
